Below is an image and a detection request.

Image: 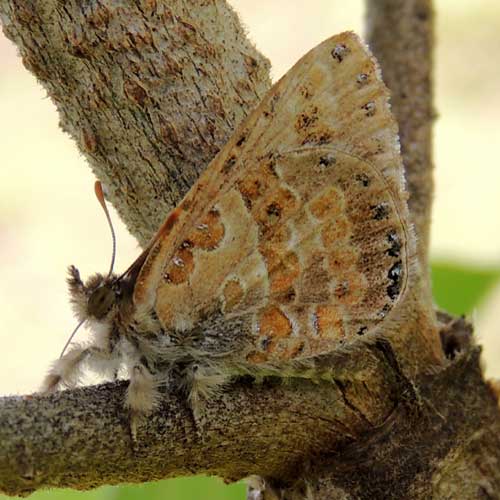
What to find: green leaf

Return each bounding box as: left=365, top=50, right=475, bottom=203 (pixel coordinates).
left=431, top=261, right=500, bottom=315
left=0, top=478, right=246, bottom=500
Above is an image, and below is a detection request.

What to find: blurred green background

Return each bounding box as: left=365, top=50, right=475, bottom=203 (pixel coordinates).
left=1, top=1, right=499, bottom=499
left=0, top=478, right=245, bottom=500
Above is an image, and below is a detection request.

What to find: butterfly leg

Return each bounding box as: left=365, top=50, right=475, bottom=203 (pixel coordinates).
left=182, top=362, right=229, bottom=425
left=40, top=344, right=114, bottom=393
left=125, top=360, right=160, bottom=444
left=125, top=362, right=159, bottom=416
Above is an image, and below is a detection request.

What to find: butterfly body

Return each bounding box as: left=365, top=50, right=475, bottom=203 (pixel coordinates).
left=42, top=32, right=414, bottom=421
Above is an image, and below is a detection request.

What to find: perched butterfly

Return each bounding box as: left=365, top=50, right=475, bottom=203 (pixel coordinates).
left=41, top=32, right=414, bottom=422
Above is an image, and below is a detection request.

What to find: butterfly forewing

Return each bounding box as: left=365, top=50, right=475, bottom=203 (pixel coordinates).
left=133, top=31, right=413, bottom=363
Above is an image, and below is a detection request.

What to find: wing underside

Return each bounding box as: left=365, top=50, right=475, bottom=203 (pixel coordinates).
left=132, top=32, right=414, bottom=363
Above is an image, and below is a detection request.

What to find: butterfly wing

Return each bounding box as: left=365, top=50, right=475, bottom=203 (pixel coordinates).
left=132, top=32, right=414, bottom=362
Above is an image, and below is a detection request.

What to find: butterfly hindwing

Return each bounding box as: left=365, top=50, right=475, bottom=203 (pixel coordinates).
left=228, top=147, right=410, bottom=362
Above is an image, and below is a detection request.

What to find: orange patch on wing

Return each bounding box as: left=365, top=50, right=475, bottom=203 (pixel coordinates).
left=333, top=271, right=367, bottom=306
left=259, top=306, right=293, bottom=340
left=157, top=207, right=181, bottom=239
left=259, top=242, right=300, bottom=297
left=321, top=216, right=352, bottom=247
left=314, top=305, right=345, bottom=339
left=237, top=164, right=275, bottom=209
left=189, top=209, right=225, bottom=250
left=163, top=247, right=194, bottom=284
left=284, top=339, right=306, bottom=359
left=238, top=175, right=263, bottom=207
left=309, top=187, right=343, bottom=220
left=255, top=188, right=298, bottom=233
left=246, top=350, right=269, bottom=364
left=223, top=279, right=244, bottom=311
left=259, top=243, right=279, bottom=268
left=269, top=252, right=300, bottom=294
left=268, top=224, right=291, bottom=245
left=328, top=246, right=359, bottom=273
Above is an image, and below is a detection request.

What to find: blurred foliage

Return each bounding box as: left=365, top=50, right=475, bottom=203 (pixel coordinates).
left=0, top=477, right=246, bottom=500
left=1, top=261, right=499, bottom=500
left=431, top=261, right=500, bottom=315
left=110, top=477, right=245, bottom=500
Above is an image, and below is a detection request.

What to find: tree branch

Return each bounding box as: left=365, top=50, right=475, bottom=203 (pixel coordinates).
left=1, top=344, right=406, bottom=496
left=2, top=332, right=499, bottom=498
left=365, top=0, right=434, bottom=272
left=287, top=346, right=500, bottom=499
left=0, top=0, right=270, bottom=246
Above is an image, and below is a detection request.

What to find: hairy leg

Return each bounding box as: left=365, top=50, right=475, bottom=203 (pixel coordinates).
left=125, top=362, right=159, bottom=416
left=125, top=360, right=160, bottom=445
left=182, top=362, right=229, bottom=423
left=40, top=344, right=114, bottom=393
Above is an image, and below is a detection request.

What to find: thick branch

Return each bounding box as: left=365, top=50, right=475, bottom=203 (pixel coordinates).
left=288, top=347, right=500, bottom=499
left=0, top=0, right=270, bottom=246
left=2, top=1, right=495, bottom=499
left=365, top=0, right=434, bottom=271
left=2, top=338, right=499, bottom=498
left=1, top=344, right=406, bottom=496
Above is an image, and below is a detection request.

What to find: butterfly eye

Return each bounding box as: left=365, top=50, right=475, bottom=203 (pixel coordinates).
left=88, top=285, right=116, bottom=320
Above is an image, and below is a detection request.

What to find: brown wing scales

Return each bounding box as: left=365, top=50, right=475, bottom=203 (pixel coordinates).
left=224, top=147, right=410, bottom=362
left=131, top=32, right=414, bottom=364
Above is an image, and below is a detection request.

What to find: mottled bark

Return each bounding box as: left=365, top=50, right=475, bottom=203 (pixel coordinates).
left=0, top=343, right=406, bottom=496
left=266, top=344, right=500, bottom=500
left=0, top=0, right=270, bottom=246
left=366, top=0, right=434, bottom=274
left=1, top=0, right=499, bottom=499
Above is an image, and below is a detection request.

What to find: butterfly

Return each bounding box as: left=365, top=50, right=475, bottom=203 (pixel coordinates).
left=41, top=31, right=414, bottom=421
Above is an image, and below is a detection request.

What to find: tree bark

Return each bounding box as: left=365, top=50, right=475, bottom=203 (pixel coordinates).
left=0, top=343, right=411, bottom=496
left=0, top=1, right=499, bottom=499
left=366, top=0, right=435, bottom=274
left=0, top=0, right=271, bottom=247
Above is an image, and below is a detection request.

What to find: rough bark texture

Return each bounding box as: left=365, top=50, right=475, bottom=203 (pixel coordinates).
left=0, top=343, right=407, bottom=496
left=2, top=332, right=499, bottom=499
left=365, top=0, right=434, bottom=274
left=1, top=0, right=499, bottom=499
left=278, top=345, right=500, bottom=500
left=0, top=0, right=271, bottom=247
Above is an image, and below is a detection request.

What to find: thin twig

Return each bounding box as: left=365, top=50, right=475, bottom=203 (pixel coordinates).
left=366, top=0, right=435, bottom=272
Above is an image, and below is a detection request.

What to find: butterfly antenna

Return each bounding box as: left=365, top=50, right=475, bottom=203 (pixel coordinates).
left=94, top=181, right=116, bottom=278
left=60, top=318, right=85, bottom=358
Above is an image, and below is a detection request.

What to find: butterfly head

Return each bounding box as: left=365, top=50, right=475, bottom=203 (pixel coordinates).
left=67, top=266, right=121, bottom=322
left=60, top=181, right=120, bottom=358
left=88, top=279, right=118, bottom=320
